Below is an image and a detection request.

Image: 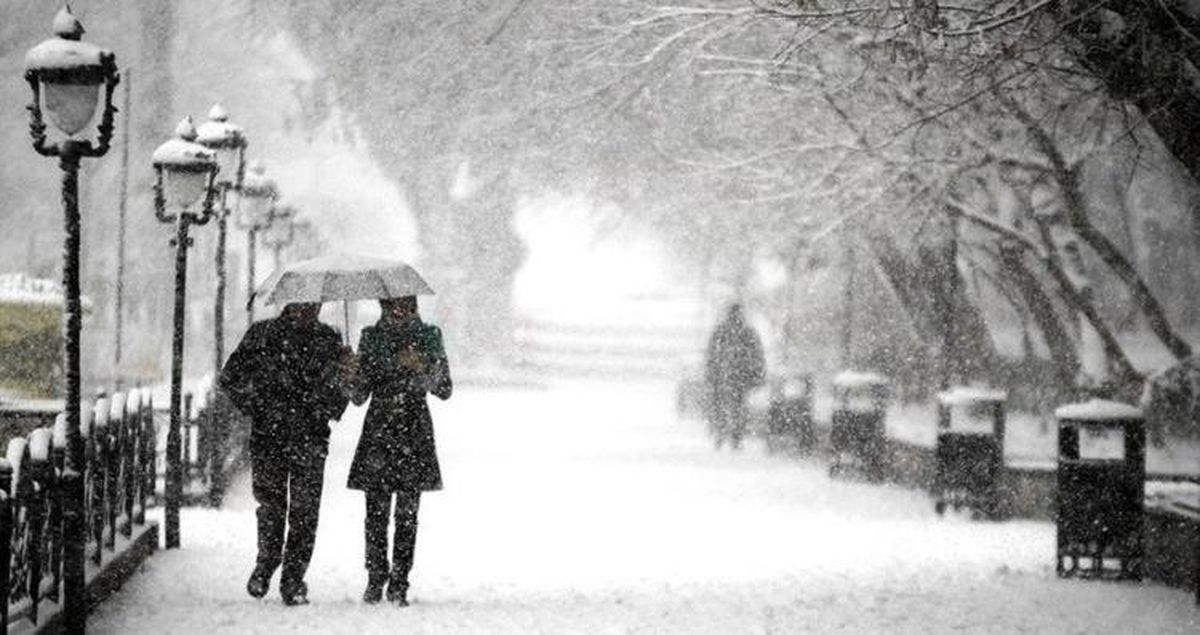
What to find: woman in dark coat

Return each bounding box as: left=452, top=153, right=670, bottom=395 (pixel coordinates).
left=347, top=296, right=452, bottom=605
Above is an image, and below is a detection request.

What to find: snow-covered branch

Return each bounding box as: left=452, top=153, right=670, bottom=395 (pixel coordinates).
left=944, top=199, right=1041, bottom=254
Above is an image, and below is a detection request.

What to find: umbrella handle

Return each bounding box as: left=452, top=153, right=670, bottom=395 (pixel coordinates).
left=343, top=300, right=350, bottom=345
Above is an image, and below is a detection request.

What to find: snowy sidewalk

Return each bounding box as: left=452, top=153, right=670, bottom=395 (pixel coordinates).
left=90, top=380, right=1197, bottom=634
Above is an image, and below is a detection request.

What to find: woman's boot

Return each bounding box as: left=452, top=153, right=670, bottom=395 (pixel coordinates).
left=386, top=576, right=408, bottom=606
left=362, top=573, right=386, bottom=604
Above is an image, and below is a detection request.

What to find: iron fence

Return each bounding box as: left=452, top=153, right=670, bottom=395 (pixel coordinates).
left=0, top=384, right=248, bottom=632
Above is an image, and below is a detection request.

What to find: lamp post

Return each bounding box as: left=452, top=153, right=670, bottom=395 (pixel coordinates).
left=261, top=204, right=296, bottom=268
left=238, top=161, right=278, bottom=325
left=152, top=117, right=219, bottom=549
left=289, top=218, right=321, bottom=260
left=196, top=104, right=247, bottom=377
left=24, top=7, right=118, bottom=632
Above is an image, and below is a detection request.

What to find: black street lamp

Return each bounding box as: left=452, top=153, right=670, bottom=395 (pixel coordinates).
left=261, top=203, right=297, bottom=269
left=237, top=161, right=278, bottom=325
left=196, top=104, right=247, bottom=377
left=23, top=6, right=118, bottom=632
left=152, top=117, right=219, bottom=550
left=289, top=218, right=321, bottom=260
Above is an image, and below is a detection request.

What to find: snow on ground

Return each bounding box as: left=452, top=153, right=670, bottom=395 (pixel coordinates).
left=90, top=379, right=1198, bottom=634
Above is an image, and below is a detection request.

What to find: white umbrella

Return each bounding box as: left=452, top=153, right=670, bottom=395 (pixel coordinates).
left=254, top=252, right=435, bottom=338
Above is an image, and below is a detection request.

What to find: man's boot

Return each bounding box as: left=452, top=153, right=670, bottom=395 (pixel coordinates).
left=246, top=566, right=271, bottom=599
left=280, top=580, right=309, bottom=606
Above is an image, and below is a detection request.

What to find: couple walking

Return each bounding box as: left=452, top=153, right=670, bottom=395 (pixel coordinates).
left=218, top=296, right=451, bottom=607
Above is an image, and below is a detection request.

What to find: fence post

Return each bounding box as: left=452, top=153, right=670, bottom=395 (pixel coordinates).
left=122, top=390, right=139, bottom=537
left=141, top=394, right=155, bottom=524
left=199, top=395, right=212, bottom=494
left=88, top=399, right=105, bottom=567
left=50, top=415, right=67, bottom=603
left=106, top=394, right=124, bottom=550
left=0, top=459, right=13, bottom=635
left=27, top=429, right=52, bottom=627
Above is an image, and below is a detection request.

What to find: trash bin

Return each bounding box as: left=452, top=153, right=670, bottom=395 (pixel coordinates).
left=1055, top=399, right=1145, bottom=580
left=675, top=370, right=707, bottom=420
left=933, top=386, right=1007, bottom=518
left=828, top=371, right=889, bottom=481
left=765, top=374, right=815, bottom=454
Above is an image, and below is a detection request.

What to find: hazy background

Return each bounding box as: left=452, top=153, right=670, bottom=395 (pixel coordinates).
left=3, top=0, right=1199, bottom=412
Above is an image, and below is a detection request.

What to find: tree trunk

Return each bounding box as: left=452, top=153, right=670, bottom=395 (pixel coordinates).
left=1001, top=92, right=1194, bottom=361
left=1069, top=210, right=1193, bottom=359
left=1033, top=218, right=1144, bottom=398
left=997, top=241, right=1080, bottom=387
left=868, top=235, right=997, bottom=387
left=916, top=244, right=997, bottom=384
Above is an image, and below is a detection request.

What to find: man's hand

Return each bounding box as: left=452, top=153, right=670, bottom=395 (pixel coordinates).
left=335, top=345, right=364, bottom=400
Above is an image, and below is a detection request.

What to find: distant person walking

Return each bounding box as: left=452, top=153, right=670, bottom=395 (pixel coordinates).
left=219, top=302, right=355, bottom=606
left=347, top=296, right=453, bottom=606
left=704, top=303, right=766, bottom=449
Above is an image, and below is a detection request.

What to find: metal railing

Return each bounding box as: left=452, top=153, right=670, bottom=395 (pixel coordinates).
left=0, top=388, right=157, bottom=632
left=178, top=387, right=250, bottom=508
left=0, top=381, right=258, bottom=633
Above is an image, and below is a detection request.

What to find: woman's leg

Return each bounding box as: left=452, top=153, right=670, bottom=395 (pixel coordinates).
left=364, top=491, right=392, bottom=582
left=388, top=490, right=421, bottom=602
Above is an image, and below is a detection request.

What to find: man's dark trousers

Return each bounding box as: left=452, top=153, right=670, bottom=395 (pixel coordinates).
left=364, top=490, right=420, bottom=589
left=252, top=441, right=327, bottom=594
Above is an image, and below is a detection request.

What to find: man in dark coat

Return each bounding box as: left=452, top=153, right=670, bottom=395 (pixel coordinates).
left=347, top=296, right=452, bottom=605
left=704, top=303, right=766, bottom=450
left=219, top=302, right=353, bottom=606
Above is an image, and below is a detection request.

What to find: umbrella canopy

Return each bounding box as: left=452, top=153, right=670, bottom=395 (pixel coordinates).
left=256, top=253, right=435, bottom=306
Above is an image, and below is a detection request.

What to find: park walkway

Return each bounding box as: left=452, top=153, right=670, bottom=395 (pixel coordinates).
left=89, top=379, right=1198, bottom=634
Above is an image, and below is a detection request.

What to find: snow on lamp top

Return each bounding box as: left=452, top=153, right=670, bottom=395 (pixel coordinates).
left=24, top=8, right=107, bottom=72
left=241, top=161, right=278, bottom=198
left=196, top=104, right=246, bottom=150
left=1054, top=398, right=1142, bottom=422
left=239, top=161, right=279, bottom=228
left=152, top=117, right=217, bottom=168
left=25, top=6, right=117, bottom=136
left=154, top=118, right=218, bottom=218
left=154, top=118, right=217, bottom=217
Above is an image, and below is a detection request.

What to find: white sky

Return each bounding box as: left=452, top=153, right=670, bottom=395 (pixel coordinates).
left=513, top=193, right=698, bottom=327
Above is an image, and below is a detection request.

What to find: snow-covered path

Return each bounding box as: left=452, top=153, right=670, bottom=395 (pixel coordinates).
left=91, top=380, right=1197, bottom=633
